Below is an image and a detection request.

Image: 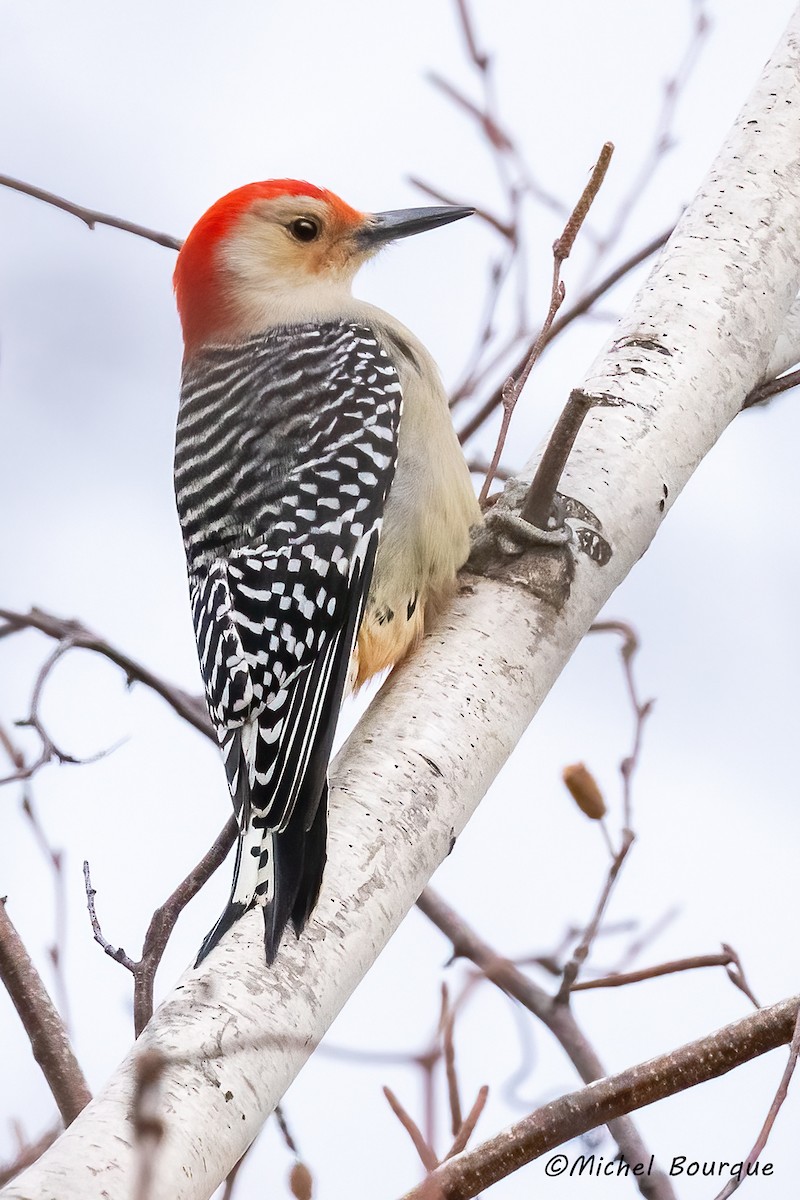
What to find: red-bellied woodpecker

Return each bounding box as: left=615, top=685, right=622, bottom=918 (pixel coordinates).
left=173, top=180, right=479, bottom=965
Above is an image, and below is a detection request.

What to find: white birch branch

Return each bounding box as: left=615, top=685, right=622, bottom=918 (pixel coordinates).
left=6, top=9, right=800, bottom=1198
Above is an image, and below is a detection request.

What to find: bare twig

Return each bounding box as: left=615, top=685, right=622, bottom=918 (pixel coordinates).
left=0, top=722, right=73, bottom=1027
left=398, top=994, right=800, bottom=1200
left=742, top=366, right=800, bottom=409
left=444, top=1086, right=489, bottom=1160
left=0, top=638, right=120, bottom=787
left=0, top=901, right=91, bottom=1125
left=83, top=816, right=236, bottom=1035
left=133, top=817, right=237, bottom=1033
left=478, top=144, right=614, bottom=503
left=456, top=227, right=671, bottom=443
left=571, top=950, right=747, bottom=992
left=581, top=0, right=710, bottom=284
left=0, top=607, right=212, bottom=743
left=408, top=178, right=513, bottom=241
left=82, top=862, right=138, bottom=969
left=556, top=620, right=653, bottom=999
left=417, top=889, right=675, bottom=1200
left=610, top=907, right=679, bottom=974
left=0, top=174, right=182, bottom=250
left=590, top=620, right=653, bottom=827
left=519, top=388, right=594, bottom=527
left=441, top=986, right=463, bottom=1137
left=384, top=1087, right=439, bottom=1173
left=556, top=830, right=635, bottom=1003
left=722, top=943, right=762, bottom=1010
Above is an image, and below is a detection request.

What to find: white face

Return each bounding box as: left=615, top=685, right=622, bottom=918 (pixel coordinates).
left=220, top=194, right=375, bottom=299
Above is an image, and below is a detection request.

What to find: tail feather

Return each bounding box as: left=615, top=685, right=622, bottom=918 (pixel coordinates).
left=262, top=785, right=328, bottom=963
left=290, top=789, right=328, bottom=935
left=196, top=722, right=328, bottom=967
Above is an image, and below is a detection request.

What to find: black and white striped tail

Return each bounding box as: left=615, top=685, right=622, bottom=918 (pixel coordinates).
left=194, top=723, right=329, bottom=966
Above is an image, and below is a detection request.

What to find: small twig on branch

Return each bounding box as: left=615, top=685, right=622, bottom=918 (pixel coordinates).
left=398, top=994, right=800, bottom=1200
left=273, top=1105, right=315, bottom=1200
left=20, top=792, right=73, bottom=1030
left=478, top=143, right=614, bottom=504
left=457, top=227, right=672, bottom=442
left=0, top=722, right=73, bottom=1026
left=0, top=174, right=183, bottom=250
left=0, top=638, right=119, bottom=786
left=590, top=620, right=653, bottom=828
left=556, top=829, right=635, bottom=1003
left=581, top=0, right=709, bottom=284
left=444, top=1086, right=489, bottom=1160
left=556, top=620, right=653, bottom=999
left=722, top=942, right=762, bottom=1010
left=571, top=949, right=747, bottom=992
left=82, top=862, right=138, bottom=971
left=82, top=817, right=237, bottom=1035
left=0, top=900, right=91, bottom=1125
left=611, top=907, right=679, bottom=974
left=713, top=1006, right=800, bottom=1200
left=384, top=1087, right=439, bottom=1173
left=0, top=607, right=213, bottom=743
left=417, top=889, right=676, bottom=1200
left=441, top=985, right=463, bottom=1137
left=519, top=388, right=595, bottom=527
left=133, top=816, right=237, bottom=1034
left=742, top=366, right=800, bottom=409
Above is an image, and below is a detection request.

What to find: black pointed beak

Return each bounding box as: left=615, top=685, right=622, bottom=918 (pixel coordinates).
left=357, top=204, right=474, bottom=248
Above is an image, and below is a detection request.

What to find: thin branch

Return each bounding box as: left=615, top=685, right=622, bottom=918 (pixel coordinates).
left=581, top=0, right=710, bottom=283
left=0, top=722, right=73, bottom=1028
left=441, top=985, right=463, bottom=1137
left=477, top=143, right=614, bottom=503
left=384, top=1087, right=439, bottom=1173
left=555, top=830, right=635, bottom=1002
left=82, top=862, right=138, bottom=971
left=20, top=792, right=73, bottom=1031
left=742, top=366, right=800, bottom=409
left=571, top=950, right=745, bottom=992
left=0, top=174, right=182, bottom=250
left=417, top=889, right=676, bottom=1200
left=83, top=815, right=236, bottom=1036
left=398, top=994, right=800, bottom=1200
left=0, top=900, right=91, bottom=1125
left=0, top=607, right=212, bottom=742
left=457, top=227, right=671, bottom=444
left=132, top=816, right=237, bottom=1035
left=555, top=620, right=653, bottom=1000
left=444, top=1087, right=489, bottom=1160
left=519, top=388, right=594, bottom=527
left=722, top=942, right=762, bottom=1010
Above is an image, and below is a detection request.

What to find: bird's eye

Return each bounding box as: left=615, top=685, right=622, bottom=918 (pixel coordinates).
left=289, top=217, right=320, bottom=243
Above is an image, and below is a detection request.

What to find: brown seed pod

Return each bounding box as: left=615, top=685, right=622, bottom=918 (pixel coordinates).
left=562, top=762, right=606, bottom=820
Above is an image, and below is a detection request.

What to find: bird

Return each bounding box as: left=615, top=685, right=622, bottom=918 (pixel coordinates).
left=173, top=179, right=480, bottom=965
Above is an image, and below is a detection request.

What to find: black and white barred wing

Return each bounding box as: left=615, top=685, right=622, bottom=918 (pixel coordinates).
left=175, top=322, right=402, bottom=962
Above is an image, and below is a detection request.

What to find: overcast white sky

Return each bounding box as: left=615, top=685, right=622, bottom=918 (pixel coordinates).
left=2, top=2, right=800, bottom=1198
